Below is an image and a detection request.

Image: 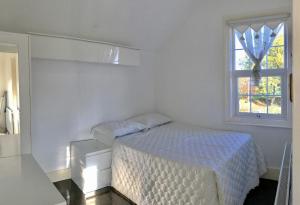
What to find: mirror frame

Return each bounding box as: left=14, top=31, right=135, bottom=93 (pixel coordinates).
left=0, top=31, right=31, bottom=154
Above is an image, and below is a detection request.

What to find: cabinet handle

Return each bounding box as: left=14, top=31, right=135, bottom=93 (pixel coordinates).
left=289, top=73, right=293, bottom=102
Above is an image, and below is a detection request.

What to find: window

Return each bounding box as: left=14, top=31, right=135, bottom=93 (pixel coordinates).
left=226, top=15, right=291, bottom=127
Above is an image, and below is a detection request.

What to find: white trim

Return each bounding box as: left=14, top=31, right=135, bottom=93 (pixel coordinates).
left=224, top=16, right=292, bottom=128
left=274, top=144, right=292, bottom=205
left=55, top=202, right=67, bottom=205
left=262, top=167, right=280, bottom=181
left=293, top=2, right=300, bottom=204
left=225, top=116, right=292, bottom=128
left=47, top=168, right=71, bottom=182
left=227, top=13, right=290, bottom=26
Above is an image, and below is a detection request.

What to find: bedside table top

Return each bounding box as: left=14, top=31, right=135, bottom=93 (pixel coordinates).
left=71, top=139, right=111, bottom=157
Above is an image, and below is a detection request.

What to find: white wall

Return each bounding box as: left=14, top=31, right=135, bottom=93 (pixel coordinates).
left=155, top=0, right=292, bottom=171
left=0, top=0, right=195, bottom=50
left=293, top=0, right=300, bottom=203
left=31, top=51, right=155, bottom=172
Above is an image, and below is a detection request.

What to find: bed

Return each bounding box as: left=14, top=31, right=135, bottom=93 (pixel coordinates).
left=110, top=122, right=266, bottom=205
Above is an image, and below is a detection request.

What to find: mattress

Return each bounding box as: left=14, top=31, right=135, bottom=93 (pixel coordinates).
left=111, top=122, right=266, bottom=205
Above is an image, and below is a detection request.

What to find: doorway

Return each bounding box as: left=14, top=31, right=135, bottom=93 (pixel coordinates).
left=0, top=31, right=30, bottom=157
left=0, top=45, right=21, bottom=156
left=0, top=51, right=20, bottom=135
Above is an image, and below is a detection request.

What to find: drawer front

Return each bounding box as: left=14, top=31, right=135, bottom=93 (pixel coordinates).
left=71, top=152, right=112, bottom=181
left=99, top=168, right=112, bottom=187
left=72, top=168, right=111, bottom=193
left=85, top=151, right=112, bottom=170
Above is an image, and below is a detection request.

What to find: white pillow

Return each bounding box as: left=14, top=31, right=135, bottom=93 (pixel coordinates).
left=129, top=113, right=171, bottom=129
left=91, top=120, right=145, bottom=146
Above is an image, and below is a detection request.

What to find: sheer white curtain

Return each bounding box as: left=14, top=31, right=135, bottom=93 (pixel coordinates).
left=234, top=22, right=283, bottom=85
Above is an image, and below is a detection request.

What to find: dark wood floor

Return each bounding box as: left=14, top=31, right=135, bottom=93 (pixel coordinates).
left=54, top=180, right=135, bottom=205
left=244, top=179, right=278, bottom=205
left=54, top=179, right=277, bottom=205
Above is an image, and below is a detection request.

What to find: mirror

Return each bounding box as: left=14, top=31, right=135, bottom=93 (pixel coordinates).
left=0, top=46, right=21, bottom=156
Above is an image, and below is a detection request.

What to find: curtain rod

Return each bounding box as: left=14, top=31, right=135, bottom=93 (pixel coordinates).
left=27, top=32, right=140, bottom=51
left=227, top=13, right=290, bottom=26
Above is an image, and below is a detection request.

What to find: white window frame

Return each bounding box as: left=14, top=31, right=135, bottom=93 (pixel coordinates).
left=225, top=14, right=292, bottom=128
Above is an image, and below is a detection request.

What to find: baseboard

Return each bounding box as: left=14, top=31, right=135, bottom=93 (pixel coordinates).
left=47, top=168, right=71, bottom=182
left=261, top=167, right=280, bottom=181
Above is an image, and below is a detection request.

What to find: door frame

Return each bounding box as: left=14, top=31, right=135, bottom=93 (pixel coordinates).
left=293, top=0, right=300, bottom=201
left=0, top=31, right=31, bottom=155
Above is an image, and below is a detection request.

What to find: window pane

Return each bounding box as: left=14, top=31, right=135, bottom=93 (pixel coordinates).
left=238, top=77, right=250, bottom=95
left=261, top=55, right=267, bottom=69
left=235, top=50, right=253, bottom=70
left=268, top=96, right=282, bottom=114
left=268, top=76, right=281, bottom=95
left=267, top=46, right=284, bottom=69
left=239, top=96, right=250, bottom=113
left=252, top=96, right=267, bottom=113
left=251, top=77, right=267, bottom=95
left=232, top=23, right=287, bottom=119
left=234, top=34, right=243, bottom=49
left=273, top=24, right=285, bottom=46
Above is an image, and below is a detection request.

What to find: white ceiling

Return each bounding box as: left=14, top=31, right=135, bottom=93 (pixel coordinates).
left=0, top=0, right=195, bottom=50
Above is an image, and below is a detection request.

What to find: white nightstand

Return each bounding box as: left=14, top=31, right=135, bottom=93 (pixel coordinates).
left=70, top=139, right=112, bottom=194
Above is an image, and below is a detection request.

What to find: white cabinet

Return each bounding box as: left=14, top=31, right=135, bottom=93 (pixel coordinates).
left=71, top=139, right=112, bottom=194
left=30, top=34, right=140, bottom=66
left=0, top=154, right=66, bottom=205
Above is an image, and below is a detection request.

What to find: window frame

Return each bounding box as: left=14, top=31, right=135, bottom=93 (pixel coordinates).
left=225, top=15, right=292, bottom=128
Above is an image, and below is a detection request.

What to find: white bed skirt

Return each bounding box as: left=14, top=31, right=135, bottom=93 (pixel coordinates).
left=111, top=123, right=266, bottom=205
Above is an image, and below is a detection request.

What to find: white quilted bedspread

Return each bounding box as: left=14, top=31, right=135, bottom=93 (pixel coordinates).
left=111, top=122, right=266, bottom=205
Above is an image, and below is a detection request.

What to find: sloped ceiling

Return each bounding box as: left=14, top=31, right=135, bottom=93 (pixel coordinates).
left=0, top=0, right=195, bottom=50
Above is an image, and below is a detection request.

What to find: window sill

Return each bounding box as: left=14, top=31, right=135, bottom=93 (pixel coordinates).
left=224, top=116, right=292, bottom=128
